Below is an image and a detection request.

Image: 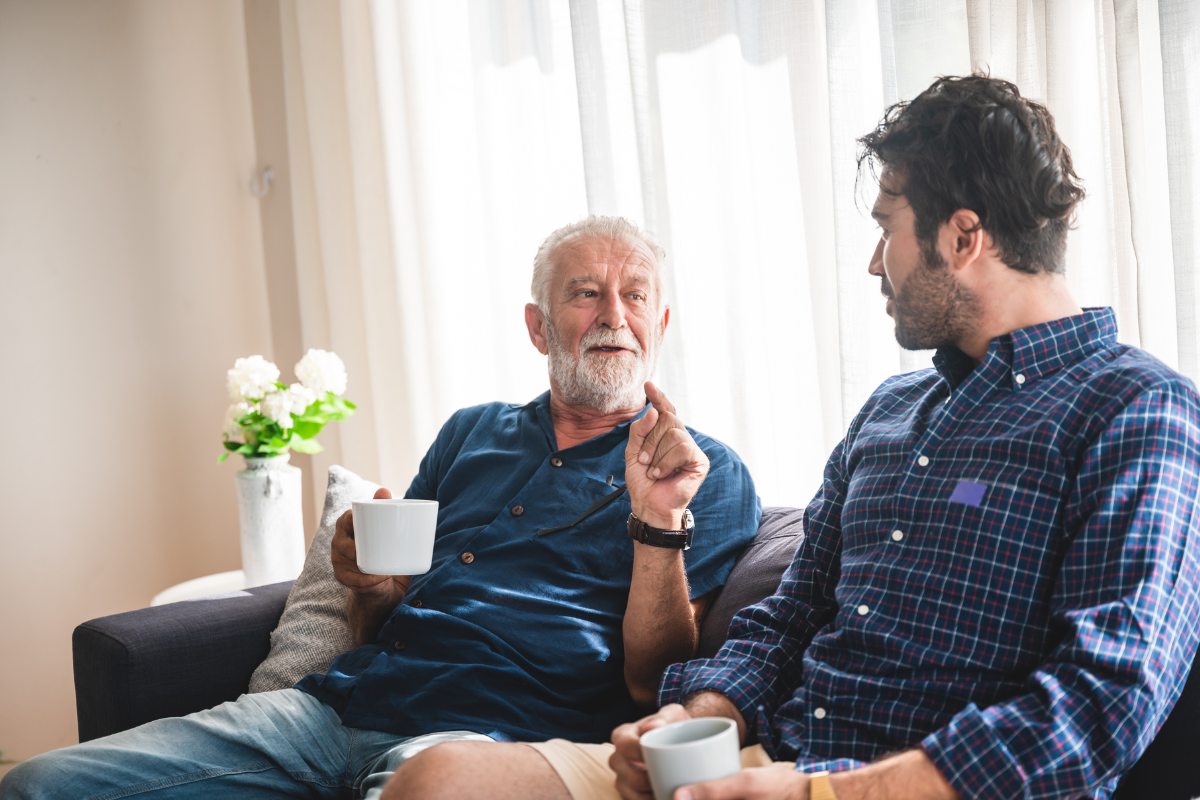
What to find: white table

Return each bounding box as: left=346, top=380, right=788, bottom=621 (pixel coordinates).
left=151, top=570, right=248, bottom=606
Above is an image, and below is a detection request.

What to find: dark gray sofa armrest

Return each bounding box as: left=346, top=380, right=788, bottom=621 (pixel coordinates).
left=1112, top=638, right=1200, bottom=800
left=72, top=580, right=293, bottom=742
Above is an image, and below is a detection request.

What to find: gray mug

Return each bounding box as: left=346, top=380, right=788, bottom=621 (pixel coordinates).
left=639, top=717, right=741, bottom=800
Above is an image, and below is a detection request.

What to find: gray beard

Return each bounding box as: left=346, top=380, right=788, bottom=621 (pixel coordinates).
left=545, top=321, right=659, bottom=414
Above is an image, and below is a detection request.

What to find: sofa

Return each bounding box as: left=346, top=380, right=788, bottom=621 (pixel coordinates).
left=72, top=505, right=1200, bottom=799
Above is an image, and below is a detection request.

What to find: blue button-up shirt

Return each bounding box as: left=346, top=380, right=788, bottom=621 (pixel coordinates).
left=660, top=309, right=1200, bottom=799
left=299, top=392, right=760, bottom=743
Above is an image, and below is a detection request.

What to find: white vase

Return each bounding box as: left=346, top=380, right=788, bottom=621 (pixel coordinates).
left=236, top=453, right=305, bottom=588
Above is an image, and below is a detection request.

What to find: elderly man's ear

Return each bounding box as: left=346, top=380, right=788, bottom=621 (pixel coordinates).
left=525, top=303, right=550, bottom=355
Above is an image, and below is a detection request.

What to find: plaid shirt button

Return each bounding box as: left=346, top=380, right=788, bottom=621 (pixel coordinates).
left=891, top=530, right=903, bottom=541
left=917, top=455, right=930, bottom=466
left=813, top=707, right=826, bottom=719
left=857, top=605, right=870, bottom=615
left=1015, top=373, right=1026, bottom=385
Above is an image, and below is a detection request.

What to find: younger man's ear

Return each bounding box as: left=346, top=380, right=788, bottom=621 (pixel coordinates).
left=948, top=208, right=986, bottom=269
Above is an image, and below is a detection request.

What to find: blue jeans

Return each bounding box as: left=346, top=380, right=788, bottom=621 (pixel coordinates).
left=0, top=689, right=490, bottom=799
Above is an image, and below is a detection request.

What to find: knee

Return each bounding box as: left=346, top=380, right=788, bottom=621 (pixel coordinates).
left=1, top=753, right=62, bottom=800
left=381, top=742, right=476, bottom=800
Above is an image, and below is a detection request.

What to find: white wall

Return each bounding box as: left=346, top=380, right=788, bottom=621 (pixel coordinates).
left=0, top=0, right=273, bottom=768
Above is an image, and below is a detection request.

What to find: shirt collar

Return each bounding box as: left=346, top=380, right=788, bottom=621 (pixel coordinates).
left=527, top=390, right=652, bottom=453
left=933, top=307, right=1118, bottom=391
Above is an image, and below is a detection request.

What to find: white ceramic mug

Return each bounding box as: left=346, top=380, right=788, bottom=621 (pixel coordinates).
left=639, top=717, right=741, bottom=800
left=351, top=499, right=439, bottom=576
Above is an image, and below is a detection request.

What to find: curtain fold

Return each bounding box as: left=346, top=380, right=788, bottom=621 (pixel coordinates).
left=264, top=0, right=1199, bottom=507
left=1161, top=0, right=1200, bottom=379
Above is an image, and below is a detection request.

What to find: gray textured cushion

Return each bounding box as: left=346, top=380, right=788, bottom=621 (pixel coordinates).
left=696, top=506, right=805, bottom=658
left=248, top=465, right=380, bottom=692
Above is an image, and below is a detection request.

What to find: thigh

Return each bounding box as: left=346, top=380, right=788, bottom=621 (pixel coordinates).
left=520, top=741, right=794, bottom=800
left=355, top=730, right=493, bottom=799
left=524, top=740, right=620, bottom=800
left=380, top=740, right=573, bottom=800
left=1, top=689, right=352, bottom=800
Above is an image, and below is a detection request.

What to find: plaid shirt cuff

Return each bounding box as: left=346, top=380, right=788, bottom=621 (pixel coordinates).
left=657, top=657, right=776, bottom=744
left=921, top=703, right=1028, bottom=800
left=658, top=662, right=688, bottom=706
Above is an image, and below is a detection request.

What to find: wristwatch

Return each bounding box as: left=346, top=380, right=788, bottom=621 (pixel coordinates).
left=808, top=771, right=839, bottom=800
left=627, top=509, right=694, bottom=550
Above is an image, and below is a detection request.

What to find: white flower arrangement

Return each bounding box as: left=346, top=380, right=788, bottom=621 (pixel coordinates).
left=220, top=349, right=355, bottom=462
left=296, top=349, right=349, bottom=396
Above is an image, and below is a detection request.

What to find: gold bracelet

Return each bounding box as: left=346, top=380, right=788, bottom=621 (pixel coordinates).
left=809, top=770, right=839, bottom=800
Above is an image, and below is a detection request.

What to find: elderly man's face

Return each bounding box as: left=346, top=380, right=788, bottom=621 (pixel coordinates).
left=534, top=236, right=668, bottom=414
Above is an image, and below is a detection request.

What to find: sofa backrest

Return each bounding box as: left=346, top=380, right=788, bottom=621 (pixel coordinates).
left=696, top=506, right=804, bottom=658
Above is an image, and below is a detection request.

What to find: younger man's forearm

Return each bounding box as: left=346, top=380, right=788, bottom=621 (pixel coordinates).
left=829, top=750, right=960, bottom=800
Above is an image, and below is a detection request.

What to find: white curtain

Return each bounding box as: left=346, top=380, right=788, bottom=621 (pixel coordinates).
left=272, top=0, right=1199, bottom=508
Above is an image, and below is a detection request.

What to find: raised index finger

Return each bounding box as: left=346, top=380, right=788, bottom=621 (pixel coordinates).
left=644, top=380, right=677, bottom=416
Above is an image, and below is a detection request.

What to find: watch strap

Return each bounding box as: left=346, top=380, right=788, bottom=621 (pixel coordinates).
left=808, top=771, right=838, bottom=800
left=627, top=510, right=693, bottom=550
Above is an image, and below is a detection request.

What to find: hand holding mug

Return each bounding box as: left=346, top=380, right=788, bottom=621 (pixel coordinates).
left=610, top=704, right=695, bottom=799
left=331, top=488, right=411, bottom=599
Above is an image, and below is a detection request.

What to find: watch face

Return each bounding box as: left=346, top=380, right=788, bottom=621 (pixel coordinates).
left=683, top=509, right=695, bottom=530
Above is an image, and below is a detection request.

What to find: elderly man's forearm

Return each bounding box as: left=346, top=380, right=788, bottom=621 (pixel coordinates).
left=622, top=545, right=697, bottom=705
left=346, top=585, right=405, bottom=646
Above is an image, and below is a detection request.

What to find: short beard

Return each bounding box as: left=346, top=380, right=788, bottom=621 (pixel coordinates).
left=887, top=240, right=980, bottom=351
left=544, top=318, right=659, bottom=414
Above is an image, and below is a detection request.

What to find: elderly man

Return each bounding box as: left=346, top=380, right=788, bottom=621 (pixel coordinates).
left=1, top=216, right=760, bottom=800
left=425, top=76, right=1200, bottom=800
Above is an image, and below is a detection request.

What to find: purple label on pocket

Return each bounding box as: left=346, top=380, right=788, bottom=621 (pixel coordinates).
left=949, top=480, right=986, bottom=507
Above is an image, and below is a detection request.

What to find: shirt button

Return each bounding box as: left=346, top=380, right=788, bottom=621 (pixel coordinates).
left=393, top=640, right=406, bottom=651
left=460, top=552, right=474, bottom=564
left=891, top=530, right=904, bottom=542
left=511, top=505, right=524, bottom=516
left=857, top=604, right=870, bottom=615
left=813, top=707, right=826, bottom=719
left=1015, top=373, right=1026, bottom=385
left=550, top=457, right=563, bottom=467
left=411, top=599, right=423, bottom=608
left=917, top=455, right=930, bottom=467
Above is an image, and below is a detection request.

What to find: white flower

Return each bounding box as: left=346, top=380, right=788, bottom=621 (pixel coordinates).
left=226, top=355, right=280, bottom=401
left=286, top=383, right=316, bottom=414
left=260, top=390, right=295, bottom=429
left=295, top=349, right=348, bottom=396
left=223, top=401, right=255, bottom=439
left=260, top=384, right=316, bottom=430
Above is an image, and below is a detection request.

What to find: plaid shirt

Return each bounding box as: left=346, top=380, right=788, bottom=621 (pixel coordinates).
left=660, top=308, right=1200, bottom=800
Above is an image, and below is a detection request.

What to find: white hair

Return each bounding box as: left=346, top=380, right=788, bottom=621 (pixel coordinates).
left=530, top=215, right=667, bottom=315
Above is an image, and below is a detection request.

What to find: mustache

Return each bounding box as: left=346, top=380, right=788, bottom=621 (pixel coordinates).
left=579, top=327, right=642, bottom=355
left=881, top=276, right=894, bottom=299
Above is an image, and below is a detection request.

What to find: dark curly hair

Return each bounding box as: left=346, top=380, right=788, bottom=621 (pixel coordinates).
left=858, top=74, right=1085, bottom=275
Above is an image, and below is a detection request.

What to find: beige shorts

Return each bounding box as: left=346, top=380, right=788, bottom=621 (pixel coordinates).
left=523, top=740, right=792, bottom=800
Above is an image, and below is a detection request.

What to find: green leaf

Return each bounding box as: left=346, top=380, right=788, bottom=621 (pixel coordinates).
left=217, top=452, right=230, bottom=464
left=223, top=440, right=242, bottom=452
left=292, top=419, right=324, bottom=439
left=235, top=443, right=257, bottom=455
left=290, top=438, right=324, bottom=454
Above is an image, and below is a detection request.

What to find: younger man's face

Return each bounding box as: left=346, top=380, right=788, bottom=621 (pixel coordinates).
left=868, top=170, right=979, bottom=352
